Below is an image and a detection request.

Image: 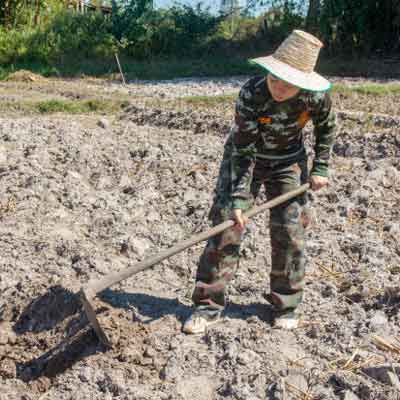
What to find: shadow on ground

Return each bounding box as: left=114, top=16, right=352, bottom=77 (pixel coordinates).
left=99, top=288, right=274, bottom=325
left=13, top=287, right=274, bottom=384
left=11, top=285, right=107, bottom=383
left=16, top=327, right=105, bottom=383
left=13, top=285, right=80, bottom=335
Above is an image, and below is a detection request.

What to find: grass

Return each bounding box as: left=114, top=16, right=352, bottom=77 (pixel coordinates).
left=0, top=57, right=260, bottom=82
left=332, top=83, right=400, bottom=96
left=169, top=82, right=400, bottom=109
left=2, top=54, right=400, bottom=82
left=319, top=56, right=400, bottom=79
left=36, top=99, right=125, bottom=114
left=179, top=94, right=237, bottom=107
left=0, top=98, right=129, bottom=114
left=0, top=62, right=61, bottom=80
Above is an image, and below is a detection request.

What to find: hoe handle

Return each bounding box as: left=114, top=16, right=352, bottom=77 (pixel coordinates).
left=84, top=183, right=309, bottom=298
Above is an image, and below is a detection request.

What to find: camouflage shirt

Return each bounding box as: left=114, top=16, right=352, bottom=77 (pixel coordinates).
left=230, top=75, right=337, bottom=209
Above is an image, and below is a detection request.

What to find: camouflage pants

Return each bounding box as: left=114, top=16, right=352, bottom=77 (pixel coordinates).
left=192, top=146, right=310, bottom=311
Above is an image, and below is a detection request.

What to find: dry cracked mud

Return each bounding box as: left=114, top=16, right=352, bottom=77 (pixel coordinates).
left=0, top=75, right=399, bottom=400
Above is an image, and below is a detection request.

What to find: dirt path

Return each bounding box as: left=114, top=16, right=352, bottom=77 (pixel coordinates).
left=0, top=77, right=399, bottom=400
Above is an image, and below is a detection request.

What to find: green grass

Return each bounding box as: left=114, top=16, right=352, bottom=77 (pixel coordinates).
left=332, top=83, right=400, bottom=96
left=0, top=57, right=260, bottom=81
left=319, top=57, right=400, bottom=79
left=180, top=94, right=237, bottom=107
left=35, top=99, right=122, bottom=114
left=2, top=55, right=400, bottom=84
left=173, top=82, right=400, bottom=109
left=0, top=62, right=61, bottom=80
left=0, top=98, right=129, bottom=114
left=122, top=58, right=259, bottom=80
left=38, top=98, right=130, bottom=114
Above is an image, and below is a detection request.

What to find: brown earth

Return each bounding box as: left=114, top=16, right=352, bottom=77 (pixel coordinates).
left=0, top=75, right=399, bottom=400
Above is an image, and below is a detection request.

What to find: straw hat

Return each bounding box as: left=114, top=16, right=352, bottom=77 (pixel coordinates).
left=250, top=30, right=331, bottom=92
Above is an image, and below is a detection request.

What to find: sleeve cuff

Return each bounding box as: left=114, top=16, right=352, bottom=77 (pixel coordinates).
left=311, top=162, right=329, bottom=177
left=232, top=197, right=251, bottom=210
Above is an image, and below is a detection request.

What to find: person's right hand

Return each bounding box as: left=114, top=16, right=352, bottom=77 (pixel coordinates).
left=232, top=209, right=248, bottom=232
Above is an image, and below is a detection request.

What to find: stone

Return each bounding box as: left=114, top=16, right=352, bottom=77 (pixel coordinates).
left=98, top=118, right=110, bottom=129
left=0, top=322, right=16, bottom=345
left=160, top=356, right=181, bottom=381
left=369, top=310, right=388, bottom=331
left=321, top=281, right=337, bottom=298
left=237, top=349, right=259, bottom=365
left=144, top=346, right=157, bottom=359
left=306, top=325, right=318, bottom=339
left=146, top=211, right=161, bottom=222
left=130, top=237, right=151, bottom=257
left=0, top=145, right=8, bottom=165
left=118, top=345, right=142, bottom=363
left=194, top=172, right=207, bottom=187
left=34, top=376, right=51, bottom=393
left=363, top=364, right=400, bottom=386
left=383, top=223, right=400, bottom=235
left=184, top=189, right=198, bottom=203
left=352, top=189, right=370, bottom=206
left=385, top=166, right=400, bottom=185
left=387, top=371, right=400, bottom=390
left=98, top=370, right=126, bottom=396
left=176, top=376, right=215, bottom=400
left=312, top=385, right=334, bottom=399
left=343, top=390, right=360, bottom=400
left=0, top=358, right=16, bottom=379
left=367, top=169, right=385, bottom=182
left=285, top=373, right=308, bottom=393
left=78, top=366, right=93, bottom=383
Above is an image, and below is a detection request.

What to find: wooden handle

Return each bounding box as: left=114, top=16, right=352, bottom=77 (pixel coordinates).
left=83, top=183, right=309, bottom=298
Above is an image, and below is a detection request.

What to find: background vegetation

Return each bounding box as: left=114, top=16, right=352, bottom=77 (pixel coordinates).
left=0, top=0, right=399, bottom=79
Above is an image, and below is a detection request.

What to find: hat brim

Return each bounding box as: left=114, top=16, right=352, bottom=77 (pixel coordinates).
left=249, top=56, right=331, bottom=92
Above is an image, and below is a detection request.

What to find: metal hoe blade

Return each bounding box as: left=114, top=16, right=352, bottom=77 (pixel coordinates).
left=79, top=289, right=112, bottom=348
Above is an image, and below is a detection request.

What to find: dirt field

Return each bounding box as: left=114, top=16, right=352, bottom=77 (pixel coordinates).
left=0, top=74, right=399, bottom=400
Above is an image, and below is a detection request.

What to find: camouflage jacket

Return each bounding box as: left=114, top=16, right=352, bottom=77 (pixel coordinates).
left=229, top=76, right=337, bottom=209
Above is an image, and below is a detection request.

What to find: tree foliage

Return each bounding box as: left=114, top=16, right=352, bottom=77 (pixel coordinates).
left=319, top=0, right=400, bottom=54
left=0, top=0, right=398, bottom=69
left=250, top=0, right=400, bottom=54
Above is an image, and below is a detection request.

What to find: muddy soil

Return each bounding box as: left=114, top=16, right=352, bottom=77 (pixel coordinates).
left=0, top=76, right=399, bottom=400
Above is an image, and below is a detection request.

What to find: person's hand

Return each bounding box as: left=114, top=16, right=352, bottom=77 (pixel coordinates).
left=232, top=209, right=248, bottom=232
left=310, top=175, right=328, bottom=191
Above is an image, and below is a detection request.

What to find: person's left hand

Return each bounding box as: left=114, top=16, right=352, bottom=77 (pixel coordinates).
left=310, top=175, right=328, bottom=191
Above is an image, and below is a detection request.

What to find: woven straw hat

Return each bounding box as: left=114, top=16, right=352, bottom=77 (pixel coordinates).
left=250, top=30, right=331, bottom=92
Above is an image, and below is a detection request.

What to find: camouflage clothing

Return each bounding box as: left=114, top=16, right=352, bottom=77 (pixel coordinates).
left=192, top=76, right=336, bottom=311
left=231, top=75, right=336, bottom=210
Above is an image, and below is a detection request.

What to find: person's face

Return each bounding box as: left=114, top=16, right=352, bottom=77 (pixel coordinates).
left=267, top=73, right=300, bottom=102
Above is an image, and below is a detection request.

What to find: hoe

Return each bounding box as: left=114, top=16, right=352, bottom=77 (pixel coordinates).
left=79, top=183, right=309, bottom=347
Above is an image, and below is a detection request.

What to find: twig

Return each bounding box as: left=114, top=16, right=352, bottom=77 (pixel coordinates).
left=281, top=377, right=286, bottom=400
left=115, top=53, right=126, bottom=86
left=267, top=367, right=314, bottom=400
left=372, top=335, right=400, bottom=355
left=285, top=381, right=314, bottom=400
left=329, top=347, right=385, bottom=373
left=343, top=348, right=359, bottom=369
left=38, top=390, right=52, bottom=400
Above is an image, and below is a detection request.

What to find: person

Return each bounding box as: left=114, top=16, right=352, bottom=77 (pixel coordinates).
left=183, top=30, right=337, bottom=334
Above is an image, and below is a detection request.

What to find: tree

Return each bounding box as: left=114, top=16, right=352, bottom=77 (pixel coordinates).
left=220, top=0, right=241, bottom=16
left=1, top=0, right=64, bottom=29
left=305, top=0, right=319, bottom=33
